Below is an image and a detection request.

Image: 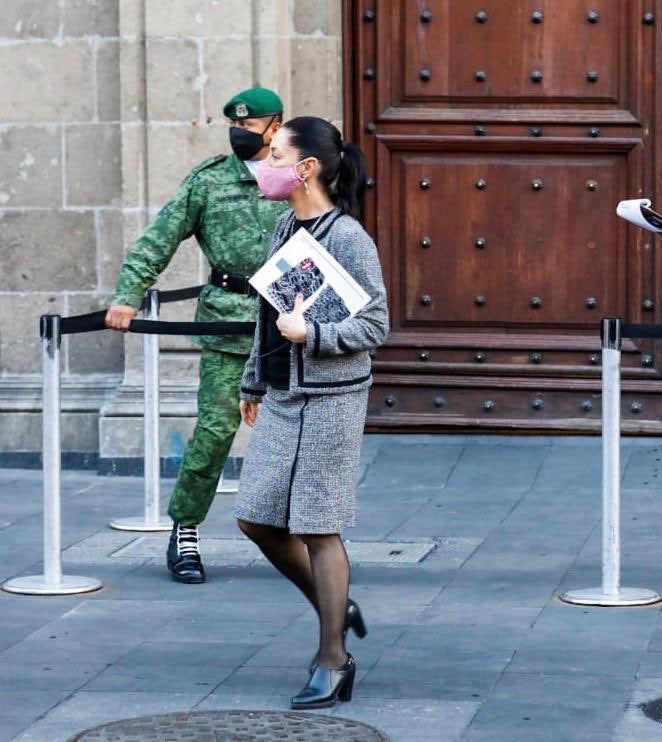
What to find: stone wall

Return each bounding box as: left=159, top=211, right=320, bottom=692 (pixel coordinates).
left=0, top=0, right=343, bottom=470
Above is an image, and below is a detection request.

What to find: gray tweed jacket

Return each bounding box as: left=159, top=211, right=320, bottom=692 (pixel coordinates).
left=240, top=208, right=389, bottom=400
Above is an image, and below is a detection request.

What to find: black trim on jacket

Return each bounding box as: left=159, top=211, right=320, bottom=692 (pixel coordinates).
left=295, top=346, right=371, bottom=389
left=313, top=322, right=321, bottom=358
left=241, top=386, right=265, bottom=397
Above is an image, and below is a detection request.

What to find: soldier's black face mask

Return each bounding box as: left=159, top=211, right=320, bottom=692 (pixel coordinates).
left=229, top=117, right=275, bottom=160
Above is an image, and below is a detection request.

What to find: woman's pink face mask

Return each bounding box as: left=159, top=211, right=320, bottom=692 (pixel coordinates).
left=256, top=159, right=308, bottom=200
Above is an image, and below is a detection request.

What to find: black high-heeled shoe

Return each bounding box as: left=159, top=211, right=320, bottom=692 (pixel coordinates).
left=291, top=654, right=356, bottom=710
left=308, top=599, right=367, bottom=673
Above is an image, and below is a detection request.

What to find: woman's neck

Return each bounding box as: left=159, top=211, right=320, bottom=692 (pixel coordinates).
left=289, top=184, right=334, bottom=220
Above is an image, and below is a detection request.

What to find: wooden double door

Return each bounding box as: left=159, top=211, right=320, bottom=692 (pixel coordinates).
left=343, top=0, right=662, bottom=432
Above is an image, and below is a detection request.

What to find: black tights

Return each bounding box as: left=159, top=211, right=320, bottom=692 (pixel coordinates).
left=238, top=520, right=349, bottom=668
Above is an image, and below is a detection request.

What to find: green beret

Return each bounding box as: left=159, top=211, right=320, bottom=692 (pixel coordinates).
left=223, top=87, right=284, bottom=121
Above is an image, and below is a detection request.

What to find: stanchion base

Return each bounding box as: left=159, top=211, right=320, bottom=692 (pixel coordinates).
left=560, top=587, right=661, bottom=607
left=2, top=574, right=102, bottom=596
left=216, top=481, right=239, bottom=494
left=109, top=516, right=171, bottom=532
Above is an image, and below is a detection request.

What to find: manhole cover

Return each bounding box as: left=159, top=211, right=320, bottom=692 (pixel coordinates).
left=68, top=709, right=389, bottom=741
left=642, top=697, right=662, bottom=722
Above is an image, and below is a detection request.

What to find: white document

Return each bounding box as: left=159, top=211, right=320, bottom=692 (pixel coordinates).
left=616, top=198, right=662, bottom=233
left=249, top=228, right=371, bottom=323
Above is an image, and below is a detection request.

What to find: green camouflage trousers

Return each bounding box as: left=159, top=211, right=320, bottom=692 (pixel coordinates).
left=167, top=349, right=246, bottom=525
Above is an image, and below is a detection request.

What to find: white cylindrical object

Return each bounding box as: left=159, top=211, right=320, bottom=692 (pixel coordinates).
left=560, top=317, right=660, bottom=607
left=601, top=345, right=621, bottom=597
left=43, top=316, right=62, bottom=586
left=144, top=289, right=161, bottom=525
left=3, top=315, right=102, bottom=595
left=108, top=292, right=170, bottom=532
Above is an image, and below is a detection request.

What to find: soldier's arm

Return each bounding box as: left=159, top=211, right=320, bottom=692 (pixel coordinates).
left=112, top=173, right=204, bottom=309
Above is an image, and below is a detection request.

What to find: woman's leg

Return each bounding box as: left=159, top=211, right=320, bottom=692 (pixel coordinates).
left=299, top=533, right=350, bottom=669
left=237, top=519, right=318, bottom=613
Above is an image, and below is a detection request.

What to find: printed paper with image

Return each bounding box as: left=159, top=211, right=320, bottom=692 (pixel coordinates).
left=249, top=228, right=371, bottom=322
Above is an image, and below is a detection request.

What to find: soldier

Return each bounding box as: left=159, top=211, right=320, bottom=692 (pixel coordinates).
left=105, top=87, right=288, bottom=583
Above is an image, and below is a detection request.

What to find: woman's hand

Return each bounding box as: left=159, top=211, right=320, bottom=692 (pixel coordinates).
left=105, top=305, right=138, bottom=332
left=240, top=400, right=260, bottom=428
left=276, top=293, right=307, bottom=343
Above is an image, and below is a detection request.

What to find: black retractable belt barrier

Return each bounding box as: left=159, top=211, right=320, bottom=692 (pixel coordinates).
left=38, top=282, right=254, bottom=338
left=131, top=319, right=256, bottom=336
left=139, top=284, right=206, bottom=310
left=621, top=324, right=662, bottom=340
left=3, top=285, right=258, bottom=596
left=40, top=311, right=255, bottom=338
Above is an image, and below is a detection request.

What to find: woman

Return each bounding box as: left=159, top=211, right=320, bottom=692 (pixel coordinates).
left=235, top=116, right=389, bottom=709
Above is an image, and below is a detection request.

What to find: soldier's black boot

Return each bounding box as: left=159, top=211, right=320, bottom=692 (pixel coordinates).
left=167, top=522, right=205, bottom=584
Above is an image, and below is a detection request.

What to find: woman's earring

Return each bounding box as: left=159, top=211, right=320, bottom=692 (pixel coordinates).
left=303, top=179, right=310, bottom=195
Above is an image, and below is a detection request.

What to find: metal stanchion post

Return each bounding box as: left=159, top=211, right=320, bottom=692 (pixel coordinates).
left=560, top=317, right=660, bottom=607
left=2, top=315, right=102, bottom=595
left=110, top=290, right=171, bottom=531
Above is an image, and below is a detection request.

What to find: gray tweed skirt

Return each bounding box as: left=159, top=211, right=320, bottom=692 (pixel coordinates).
left=234, top=387, right=369, bottom=534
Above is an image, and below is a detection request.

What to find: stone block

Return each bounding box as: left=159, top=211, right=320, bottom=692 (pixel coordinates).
left=119, top=40, right=146, bottom=122
left=118, top=0, right=144, bottom=37
left=145, top=39, right=200, bottom=121
left=65, top=294, right=124, bottom=375
left=97, top=40, right=121, bottom=121
left=0, top=410, right=98, bottom=457
left=253, top=0, right=290, bottom=37
left=159, top=351, right=200, bottom=383
left=0, top=42, right=94, bottom=123
left=203, top=39, right=253, bottom=121
left=146, top=122, right=228, bottom=206
left=293, top=0, right=342, bottom=36
left=0, top=0, right=61, bottom=38
left=62, top=0, right=120, bottom=37
left=120, top=210, right=148, bottom=252
left=290, top=37, right=342, bottom=120
left=98, top=209, right=125, bottom=293
left=253, top=38, right=291, bottom=112
left=0, top=125, right=62, bottom=207
left=145, top=0, right=251, bottom=37
left=62, top=413, right=99, bottom=451
left=100, top=414, right=196, bottom=457
left=0, top=210, right=97, bottom=291
left=66, top=124, right=121, bottom=206
left=119, top=331, right=144, bottom=380
left=119, top=123, right=147, bottom=206
left=0, top=292, right=64, bottom=374
left=0, top=411, right=40, bottom=451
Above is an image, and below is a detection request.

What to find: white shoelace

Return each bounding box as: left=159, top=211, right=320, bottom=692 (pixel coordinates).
left=177, top=524, right=200, bottom=557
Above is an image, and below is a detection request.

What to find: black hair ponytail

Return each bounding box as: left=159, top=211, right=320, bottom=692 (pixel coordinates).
left=284, top=116, right=368, bottom=223
left=335, top=142, right=367, bottom=223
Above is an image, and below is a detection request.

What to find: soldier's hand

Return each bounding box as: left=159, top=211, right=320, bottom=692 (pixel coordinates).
left=240, top=400, right=260, bottom=428
left=105, top=305, right=138, bottom=332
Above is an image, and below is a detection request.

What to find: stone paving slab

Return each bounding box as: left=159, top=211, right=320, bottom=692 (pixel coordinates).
left=3, top=436, right=662, bottom=741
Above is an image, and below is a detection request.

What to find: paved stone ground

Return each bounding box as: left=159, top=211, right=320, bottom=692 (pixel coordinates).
left=3, top=434, right=662, bottom=741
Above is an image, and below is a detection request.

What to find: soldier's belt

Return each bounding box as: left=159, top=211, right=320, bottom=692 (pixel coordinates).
left=210, top=268, right=258, bottom=298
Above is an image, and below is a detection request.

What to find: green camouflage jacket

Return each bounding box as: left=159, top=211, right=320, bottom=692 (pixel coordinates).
left=112, top=153, right=288, bottom=354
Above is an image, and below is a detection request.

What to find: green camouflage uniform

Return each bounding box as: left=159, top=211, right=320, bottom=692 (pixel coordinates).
left=113, top=153, right=287, bottom=525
